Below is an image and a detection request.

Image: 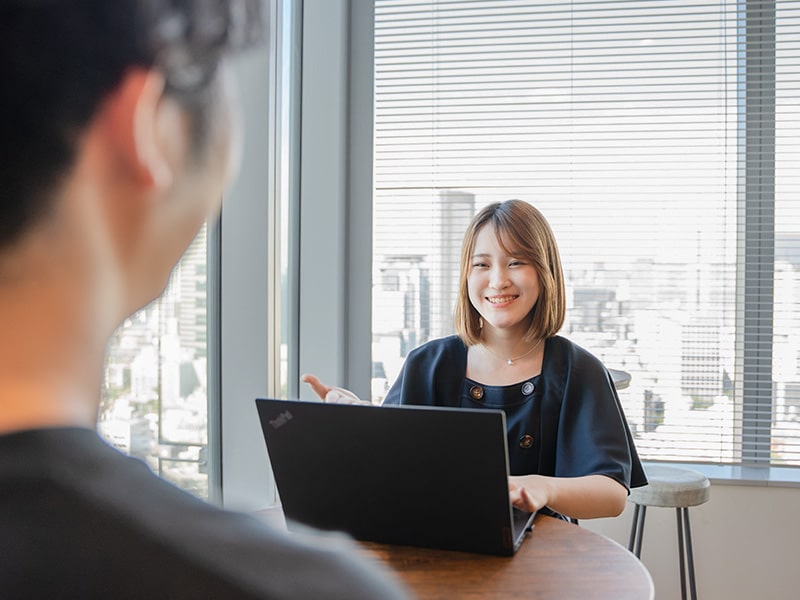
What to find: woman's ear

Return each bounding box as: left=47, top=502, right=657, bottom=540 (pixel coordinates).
left=100, top=68, right=174, bottom=191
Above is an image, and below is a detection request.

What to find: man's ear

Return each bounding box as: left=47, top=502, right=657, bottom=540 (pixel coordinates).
left=101, top=68, right=173, bottom=190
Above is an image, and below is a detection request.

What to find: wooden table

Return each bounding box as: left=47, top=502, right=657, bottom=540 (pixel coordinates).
left=260, top=509, right=653, bottom=599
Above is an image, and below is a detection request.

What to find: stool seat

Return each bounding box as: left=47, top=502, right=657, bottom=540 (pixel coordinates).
left=629, top=465, right=710, bottom=508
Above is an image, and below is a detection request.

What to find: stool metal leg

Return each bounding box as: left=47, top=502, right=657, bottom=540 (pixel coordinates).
left=683, top=507, right=698, bottom=600
left=676, top=508, right=687, bottom=600
left=627, top=504, right=640, bottom=553
left=630, top=504, right=700, bottom=598
left=635, top=505, right=646, bottom=558
left=627, top=504, right=647, bottom=558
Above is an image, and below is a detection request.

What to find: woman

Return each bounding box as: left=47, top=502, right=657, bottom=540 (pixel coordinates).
left=304, top=200, right=646, bottom=521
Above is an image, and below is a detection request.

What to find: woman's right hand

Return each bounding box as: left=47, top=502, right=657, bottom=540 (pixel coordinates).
left=301, top=373, right=370, bottom=405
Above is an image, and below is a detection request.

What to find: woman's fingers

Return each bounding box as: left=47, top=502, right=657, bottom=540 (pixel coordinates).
left=300, top=373, right=330, bottom=400
left=515, top=487, right=537, bottom=512
left=508, top=479, right=543, bottom=513
left=510, top=488, right=535, bottom=512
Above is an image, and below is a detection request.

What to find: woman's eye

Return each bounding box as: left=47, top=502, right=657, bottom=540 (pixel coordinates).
left=472, top=262, right=489, bottom=268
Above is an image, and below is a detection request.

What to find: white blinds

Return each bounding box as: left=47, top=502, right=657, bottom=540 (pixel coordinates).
left=371, top=0, right=800, bottom=468
left=774, top=1, right=800, bottom=466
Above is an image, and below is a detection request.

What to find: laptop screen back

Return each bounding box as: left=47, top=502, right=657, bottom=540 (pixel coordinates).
left=255, top=398, right=533, bottom=556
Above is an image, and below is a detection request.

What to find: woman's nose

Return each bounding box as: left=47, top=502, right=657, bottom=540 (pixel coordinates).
left=489, top=267, right=510, bottom=290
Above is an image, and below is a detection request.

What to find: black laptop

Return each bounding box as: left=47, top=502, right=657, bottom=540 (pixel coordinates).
left=255, top=398, right=536, bottom=556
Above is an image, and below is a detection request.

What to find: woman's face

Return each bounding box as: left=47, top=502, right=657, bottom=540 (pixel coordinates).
left=467, top=223, right=541, bottom=336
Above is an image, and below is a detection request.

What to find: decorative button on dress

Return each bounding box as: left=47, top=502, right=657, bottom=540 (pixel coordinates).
left=462, top=376, right=540, bottom=475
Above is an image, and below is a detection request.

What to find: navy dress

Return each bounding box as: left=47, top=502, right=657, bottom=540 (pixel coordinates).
left=383, top=335, right=647, bottom=492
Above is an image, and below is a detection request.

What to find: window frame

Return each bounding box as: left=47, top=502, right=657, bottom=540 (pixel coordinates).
left=297, top=0, right=375, bottom=402
left=216, top=0, right=284, bottom=511
left=739, top=0, right=776, bottom=465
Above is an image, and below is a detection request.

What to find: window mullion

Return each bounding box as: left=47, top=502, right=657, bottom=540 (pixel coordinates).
left=738, top=0, right=776, bottom=464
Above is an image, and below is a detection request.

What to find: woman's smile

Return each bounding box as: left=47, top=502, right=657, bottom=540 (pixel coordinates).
left=486, top=294, right=519, bottom=307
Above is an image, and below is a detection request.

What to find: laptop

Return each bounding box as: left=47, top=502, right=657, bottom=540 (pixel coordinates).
left=255, top=398, right=536, bottom=556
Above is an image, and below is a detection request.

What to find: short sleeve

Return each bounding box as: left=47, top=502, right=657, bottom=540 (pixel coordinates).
left=549, top=340, right=647, bottom=490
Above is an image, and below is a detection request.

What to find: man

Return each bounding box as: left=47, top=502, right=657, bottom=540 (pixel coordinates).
left=0, top=2, right=410, bottom=598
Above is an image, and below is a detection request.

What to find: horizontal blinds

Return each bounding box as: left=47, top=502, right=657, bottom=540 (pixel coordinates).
left=372, top=0, right=800, bottom=468
left=774, top=1, right=800, bottom=466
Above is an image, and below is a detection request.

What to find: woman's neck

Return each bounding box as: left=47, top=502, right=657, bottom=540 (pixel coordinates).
left=466, top=334, right=546, bottom=386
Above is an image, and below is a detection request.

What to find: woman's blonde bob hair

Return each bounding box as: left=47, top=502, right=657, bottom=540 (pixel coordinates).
left=454, top=200, right=566, bottom=346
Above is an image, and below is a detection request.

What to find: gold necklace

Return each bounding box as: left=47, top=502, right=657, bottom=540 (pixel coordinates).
left=481, top=337, right=544, bottom=366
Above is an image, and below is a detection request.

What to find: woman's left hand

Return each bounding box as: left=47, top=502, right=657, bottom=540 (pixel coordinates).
left=508, top=475, right=550, bottom=513
left=508, top=474, right=628, bottom=519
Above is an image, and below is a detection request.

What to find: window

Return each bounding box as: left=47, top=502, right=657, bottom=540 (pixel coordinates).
left=95, top=0, right=289, bottom=508
left=101, top=224, right=212, bottom=498
left=372, top=0, right=800, bottom=468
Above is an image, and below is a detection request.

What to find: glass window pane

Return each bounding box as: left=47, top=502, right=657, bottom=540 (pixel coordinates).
left=99, top=224, right=210, bottom=499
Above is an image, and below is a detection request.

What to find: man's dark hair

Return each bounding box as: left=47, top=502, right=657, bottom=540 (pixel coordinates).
left=0, top=0, right=262, bottom=248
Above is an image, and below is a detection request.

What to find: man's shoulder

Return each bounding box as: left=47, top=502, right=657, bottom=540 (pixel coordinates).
left=0, top=428, right=410, bottom=599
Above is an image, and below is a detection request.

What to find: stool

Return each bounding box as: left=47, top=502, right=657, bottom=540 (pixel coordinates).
left=627, top=465, right=710, bottom=600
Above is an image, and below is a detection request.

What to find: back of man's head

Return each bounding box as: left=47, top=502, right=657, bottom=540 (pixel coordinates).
left=0, top=0, right=261, bottom=250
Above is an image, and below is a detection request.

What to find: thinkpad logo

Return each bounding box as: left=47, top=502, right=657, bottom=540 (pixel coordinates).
left=269, top=410, right=293, bottom=430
